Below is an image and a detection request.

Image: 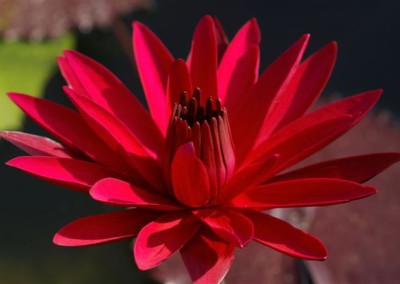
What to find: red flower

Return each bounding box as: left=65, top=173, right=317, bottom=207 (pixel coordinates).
left=2, top=15, right=399, bottom=283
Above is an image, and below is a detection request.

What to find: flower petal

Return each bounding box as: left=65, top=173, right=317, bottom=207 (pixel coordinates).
left=7, top=156, right=121, bottom=191
left=171, top=143, right=210, bottom=207
left=180, top=227, right=235, bottom=284
left=188, top=15, right=218, bottom=104
left=244, top=210, right=327, bottom=260
left=271, top=153, right=400, bottom=183
left=64, top=88, right=164, bottom=191
left=212, top=17, right=229, bottom=62
left=231, top=178, right=377, bottom=209
left=243, top=90, right=382, bottom=183
left=61, top=50, right=164, bottom=155
left=57, top=56, right=86, bottom=94
left=90, top=178, right=181, bottom=210
left=273, top=42, right=337, bottom=131
left=312, top=89, right=381, bottom=121
left=218, top=18, right=260, bottom=112
left=166, top=59, right=192, bottom=118
left=0, top=131, right=72, bottom=158
left=134, top=211, right=200, bottom=270
left=216, top=154, right=279, bottom=203
left=7, top=93, right=123, bottom=171
left=230, top=34, right=309, bottom=165
left=251, top=115, right=352, bottom=174
left=195, top=208, right=253, bottom=248
left=133, top=21, right=174, bottom=135
left=229, top=115, right=352, bottom=200
left=54, top=209, right=161, bottom=246
left=63, top=87, right=150, bottom=158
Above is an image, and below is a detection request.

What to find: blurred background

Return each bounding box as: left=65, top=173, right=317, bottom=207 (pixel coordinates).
left=0, top=0, right=399, bottom=283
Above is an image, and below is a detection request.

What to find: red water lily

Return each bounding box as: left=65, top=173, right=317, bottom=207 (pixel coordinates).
left=2, top=15, right=399, bottom=283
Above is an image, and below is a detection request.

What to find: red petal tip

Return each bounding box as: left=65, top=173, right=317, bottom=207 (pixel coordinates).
left=132, top=21, right=143, bottom=29
left=7, top=92, right=24, bottom=100
left=364, top=185, right=378, bottom=196
left=5, top=157, right=18, bottom=167
left=248, top=18, right=261, bottom=42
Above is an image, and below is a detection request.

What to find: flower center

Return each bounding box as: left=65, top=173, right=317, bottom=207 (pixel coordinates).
left=163, top=88, right=235, bottom=199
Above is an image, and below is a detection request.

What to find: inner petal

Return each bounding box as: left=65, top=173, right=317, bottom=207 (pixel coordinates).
left=163, top=88, right=236, bottom=202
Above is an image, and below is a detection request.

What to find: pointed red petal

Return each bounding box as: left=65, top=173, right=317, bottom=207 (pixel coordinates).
left=180, top=228, right=235, bottom=284
left=166, top=59, right=192, bottom=118
left=64, top=87, right=151, bottom=158
left=212, top=17, right=229, bottom=62
left=232, top=115, right=352, bottom=198
left=232, top=178, right=377, bottom=209
left=90, top=178, right=181, bottom=210
left=244, top=210, right=327, bottom=260
left=7, top=93, right=123, bottom=171
left=133, top=21, right=174, bottom=135
left=54, top=209, right=161, bottom=246
left=57, top=56, right=86, bottom=94
left=171, top=143, right=210, bottom=207
left=7, top=156, right=121, bottom=192
left=62, top=50, right=164, bottom=154
left=274, top=90, right=380, bottom=159
left=188, top=15, right=218, bottom=104
left=200, top=121, right=218, bottom=198
left=231, top=35, right=309, bottom=165
left=0, top=131, right=72, bottom=158
left=243, top=90, right=382, bottom=183
left=216, top=154, right=279, bottom=203
left=134, top=211, right=200, bottom=270
left=272, top=153, right=400, bottom=183
left=195, top=208, right=253, bottom=247
left=274, top=42, right=337, bottom=130
left=294, top=89, right=381, bottom=129
left=255, top=115, right=352, bottom=174
left=218, top=18, right=260, bottom=111
left=64, top=88, right=164, bottom=191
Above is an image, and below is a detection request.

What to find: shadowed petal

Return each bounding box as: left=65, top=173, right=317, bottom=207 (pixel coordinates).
left=64, top=88, right=164, bottom=191
left=57, top=56, right=85, bottom=92
left=166, top=59, right=192, bottom=118
left=195, top=208, right=253, bottom=247
left=7, top=93, right=124, bottom=171
left=61, top=51, right=164, bottom=155
left=310, top=89, right=382, bottom=122
left=212, top=17, right=229, bottom=62
left=244, top=210, right=327, bottom=260
left=54, top=209, right=161, bottom=246
left=231, top=34, right=309, bottom=165
left=233, top=115, right=352, bottom=197
left=172, top=143, right=210, bottom=207
left=271, top=153, right=400, bottom=183
left=181, top=227, right=235, bottom=284
left=90, top=178, right=181, bottom=210
left=0, top=131, right=72, bottom=158
left=64, top=87, right=151, bottom=158
left=133, top=21, right=174, bottom=135
left=231, top=178, right=377, bottom=209
left=243, top=90, right=382, bottom=182
left=216, top=154, right=279, bottom=203
left=188, top=15, right=218, bottom=104
left=7, top=156, right=122, bottom=192
left=265, top=42, right=338, bottom=136
left=134, top=211, right=200, bottom=270
left=218, top=18, right=260, bottom=112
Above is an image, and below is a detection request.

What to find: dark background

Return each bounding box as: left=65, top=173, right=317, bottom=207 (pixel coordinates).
left=1, top=0, right=399, bottom=283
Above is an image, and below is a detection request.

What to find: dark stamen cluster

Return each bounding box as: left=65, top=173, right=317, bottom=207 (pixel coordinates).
left=172, top=88, right=223, bottom=127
